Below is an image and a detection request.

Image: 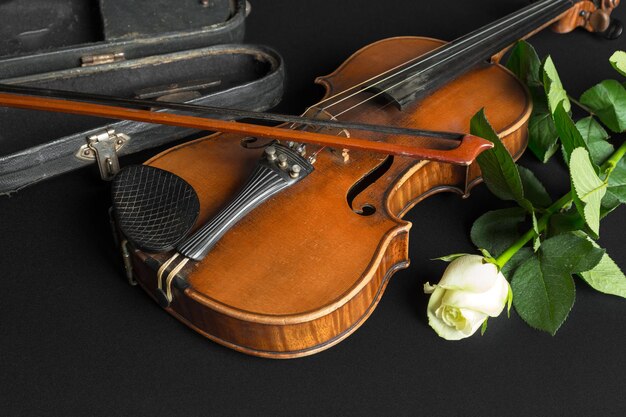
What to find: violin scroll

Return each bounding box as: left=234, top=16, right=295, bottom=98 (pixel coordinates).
left=551, top=0, right=622, bottom=39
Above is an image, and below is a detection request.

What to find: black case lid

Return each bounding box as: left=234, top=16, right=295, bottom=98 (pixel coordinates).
left=0, top=0, right=246, bottom=78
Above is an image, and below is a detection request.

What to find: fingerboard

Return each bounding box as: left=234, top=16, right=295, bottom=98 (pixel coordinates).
left=368, top=0, right=576, bottom=109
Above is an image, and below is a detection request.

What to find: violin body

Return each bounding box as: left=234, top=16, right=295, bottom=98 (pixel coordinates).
left=130, top=36, right=530, bottom=358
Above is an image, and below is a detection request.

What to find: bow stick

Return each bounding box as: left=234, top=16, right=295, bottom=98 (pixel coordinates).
left=0, top=86, right=493, bottom=165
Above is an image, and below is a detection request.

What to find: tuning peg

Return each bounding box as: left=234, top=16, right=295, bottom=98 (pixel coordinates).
left=590, top=9, right=611, bottom=32
left=603, top=18, right=623, bottom=40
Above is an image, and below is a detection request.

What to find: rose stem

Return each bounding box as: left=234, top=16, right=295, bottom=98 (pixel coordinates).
left=567, top=94, right=595, bottom=116
left=494, top=139, right=626, bottom=269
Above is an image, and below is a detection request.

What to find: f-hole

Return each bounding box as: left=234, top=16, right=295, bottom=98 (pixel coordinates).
left=346, top=156, right=394, bottom=216
left=240, top=137, right=275, bottom=149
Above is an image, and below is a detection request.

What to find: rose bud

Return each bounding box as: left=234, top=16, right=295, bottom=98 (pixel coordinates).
left=424, top=254, right=510, bottom=340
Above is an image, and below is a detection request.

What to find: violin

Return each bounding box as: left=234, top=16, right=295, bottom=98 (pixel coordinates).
left=0, top=0, right=621, bottom=358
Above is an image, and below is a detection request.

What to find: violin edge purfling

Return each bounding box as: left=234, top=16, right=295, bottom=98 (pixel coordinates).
left=112, top=0, right=623, bottom=358
left=1, top=1, right=618, bottom=358
left=129, top=44, right=531, bottom=358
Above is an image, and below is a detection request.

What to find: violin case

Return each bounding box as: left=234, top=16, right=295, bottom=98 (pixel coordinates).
left=0, top=0, right=285, bottom=194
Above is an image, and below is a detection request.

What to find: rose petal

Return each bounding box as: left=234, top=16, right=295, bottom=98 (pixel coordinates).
left=458, top=308, right=488, bottom=336
left=423, top=282, right=437, bottom=294
left=438, top=255, right=500, bottom=293
left=427, top=286, right=488, bottom=340
left=441, top=274, right=510, bottom=316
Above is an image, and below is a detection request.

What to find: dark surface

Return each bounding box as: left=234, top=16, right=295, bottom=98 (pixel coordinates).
left=2, top=1, right=626, bottom=416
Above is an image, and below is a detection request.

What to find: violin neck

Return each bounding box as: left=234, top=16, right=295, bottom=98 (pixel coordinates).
left=456, top=0, right=577, bottom=60
left=371, top=0, right=577, bottom=109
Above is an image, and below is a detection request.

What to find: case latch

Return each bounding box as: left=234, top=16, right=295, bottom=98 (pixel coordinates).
left=81, top=52, right=125, bottom=67
left=76, top=129, right=130, bottom=180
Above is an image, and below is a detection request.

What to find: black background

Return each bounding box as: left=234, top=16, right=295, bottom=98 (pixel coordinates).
left=2, top=1, right=626, bottom=416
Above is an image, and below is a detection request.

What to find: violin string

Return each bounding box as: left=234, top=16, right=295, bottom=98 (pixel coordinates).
left=314, top=0, right=560, bottom=114
left=316, top=0, right=557, bottom=112
left=292, top=1, right=559, bottom=155
left=328, top=0, right=569, bottom=119
left=328, top=0, right=565, bottom=115
left=286, top=111, right=327, bottom=163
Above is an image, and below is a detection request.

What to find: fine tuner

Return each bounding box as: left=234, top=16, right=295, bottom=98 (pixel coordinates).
left=110, top=141, right=316, bottom=307
left=1, top=0, right=623, bottom=358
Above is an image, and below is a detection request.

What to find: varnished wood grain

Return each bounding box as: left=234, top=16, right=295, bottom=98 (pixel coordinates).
left=131, top=36, right=531, bottom=358
left=0, top=92, right=489, bottom=164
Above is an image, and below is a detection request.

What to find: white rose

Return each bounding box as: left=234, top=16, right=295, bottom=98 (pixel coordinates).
left=424, top=254, right=511, bottom=340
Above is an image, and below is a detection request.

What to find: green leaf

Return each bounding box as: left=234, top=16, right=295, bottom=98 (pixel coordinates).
left=481, top=318, right=489, bottom=336
left=579, top=251, right=626, bottom=298
left=501, top=247, right=533, bottom=280
left=470, top=207, right=526, bottom=257
left=575, top=116, right=613, bottom=166
left=580, top=79, right=626, bottom=133
left=506, top=285, right=513, bottom=317
left=528, top=108, right=560, bottom=162
left=549, top=206, right=602, bottom=240
left=511, top=233, right=604, bottom=335
left=601, top=192, right=621, bottom=216
left=570, top=148, right=608, bottom=235
left=553, top=102, right=588, bottom=165
left=518, top=166, right=552, bottom=208
left=528, top=93, right=560, bottom=163
left=607, top=189, right=626, bottom=204
left=531, top=210, right=541, bottom=251
left=505, top=42, right=562, bottom=162
left=544, top=233, right=605, bottom=273
left=548, top=207, right=584, bottom=237
left=506, top=40, right=542, bottom=86
left=511, top=255, right=574, bottom=335
left=471, top=110, right=532, bottom=211
left=433, top=253, right=469, bottom=262
left=533, top=235, right=541, bottom=252
left=610, top=51, right=626, bottom=77
left=543, top=56, right=571, bottom=114
left=607, top=158, right=626, bottom=203
left=479, top=248, right=496, bottom=264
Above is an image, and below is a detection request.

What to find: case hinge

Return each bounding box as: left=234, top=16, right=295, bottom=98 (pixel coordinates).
left=81, top=52, right=125, bottom=67
left=76, top=129, right=130, bottom=180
